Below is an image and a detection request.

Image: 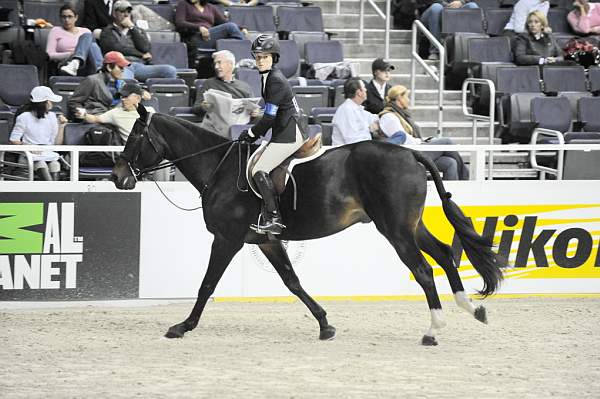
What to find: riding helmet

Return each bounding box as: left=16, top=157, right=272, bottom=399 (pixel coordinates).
left=251, top=34, right=280, bottom=64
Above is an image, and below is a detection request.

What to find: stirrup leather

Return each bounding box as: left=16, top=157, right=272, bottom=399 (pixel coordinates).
left=250, top=212, right=286, bottom=235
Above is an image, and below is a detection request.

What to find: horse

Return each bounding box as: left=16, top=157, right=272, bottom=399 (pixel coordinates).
left=111, top=106, right=505, bottom=346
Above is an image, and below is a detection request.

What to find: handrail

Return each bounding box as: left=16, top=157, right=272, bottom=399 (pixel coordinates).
left=358, top=0, right=391, bottom=59
left=2, top=144, right=599, bottom=183
left=461, top=78, right=496, bottom=180
left=530, top=128, right=565, bottom=180
left=411, top=20, right=444, bottom=136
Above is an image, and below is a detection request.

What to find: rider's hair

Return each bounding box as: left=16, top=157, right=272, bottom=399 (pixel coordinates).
left=343, top=77, right=364, bottom=99
left=212, top=50, right=236, bottom=69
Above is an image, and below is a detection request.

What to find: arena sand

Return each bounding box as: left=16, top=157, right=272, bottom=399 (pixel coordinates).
left=1, top=297, right=599, bottom=398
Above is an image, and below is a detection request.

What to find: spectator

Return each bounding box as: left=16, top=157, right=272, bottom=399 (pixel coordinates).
left=83, top=0, right=113, bottom=32
left=567, top=0, right=600, bottom=35
left=504, top=0, right=549, bottom=36
left=514, top=11, right=563, bottom=66
left=378, top=85, right=469, bottom=180
left=191, top=50, right=255, bottom=118
left=331, top=77, right=379, bottom=147
left=46, top=4, right=103, bottom=77
left=68, top=51, right=129, bottom=120
left=82, top=82, right=155, bottom=142
left=214, top=0, right=258, bottom=6
left=364, top=57, right=394, bottom=115
left=9, top=86, right=68, bottom=181
left=420, top=0, right=480, bottom=60
left=99, top=0, right=177, bottom=81
left=175, top=0, right=245, bottom=60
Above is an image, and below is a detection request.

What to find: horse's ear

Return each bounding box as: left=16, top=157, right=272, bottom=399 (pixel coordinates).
left=137, top=103, right=148, bottom=123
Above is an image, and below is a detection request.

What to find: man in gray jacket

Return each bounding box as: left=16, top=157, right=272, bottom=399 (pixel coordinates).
left=98, top=0, right=176, bottom=81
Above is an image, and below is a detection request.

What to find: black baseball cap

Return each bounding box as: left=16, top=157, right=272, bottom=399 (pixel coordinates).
left=119, top=82, right=143, bottom=97
left=372, top=58, right=395, bottom=73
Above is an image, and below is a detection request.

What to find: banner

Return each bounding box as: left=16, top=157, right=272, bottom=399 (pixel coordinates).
left=0, top=193, right=141, bottom=300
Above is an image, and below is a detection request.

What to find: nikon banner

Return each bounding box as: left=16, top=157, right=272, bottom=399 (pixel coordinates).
left=0, top=193, right=141, bottom=300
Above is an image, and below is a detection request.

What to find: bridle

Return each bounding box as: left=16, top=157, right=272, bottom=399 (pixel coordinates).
left=122, top=115, right=249, bottom=197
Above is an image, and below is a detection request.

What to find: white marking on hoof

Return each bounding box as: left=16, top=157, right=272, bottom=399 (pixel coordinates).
left=454, top=291, right=476, bottom=316
left=426, top=308, right=446, bottom=338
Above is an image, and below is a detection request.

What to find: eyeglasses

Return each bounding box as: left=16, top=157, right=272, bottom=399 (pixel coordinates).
left=60, top=14, right=76, bottom=19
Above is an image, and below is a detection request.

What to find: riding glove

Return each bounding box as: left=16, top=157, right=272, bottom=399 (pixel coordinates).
left=238, top=129, right=259, bottom=143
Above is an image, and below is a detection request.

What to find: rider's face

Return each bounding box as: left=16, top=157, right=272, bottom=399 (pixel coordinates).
left=255, top=53, right=273, bottom=72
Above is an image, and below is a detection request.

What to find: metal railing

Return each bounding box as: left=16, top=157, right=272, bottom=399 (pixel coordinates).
left=358, top=0, right=391, bottom=59
left=461, top=78, right=496, bottom=179
left=2, top=143, right=600, bottom=182
left=411, top=20, right=444, bottom=136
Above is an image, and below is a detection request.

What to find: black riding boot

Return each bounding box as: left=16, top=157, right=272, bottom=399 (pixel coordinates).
left=252, top=171, right=284, bottom=235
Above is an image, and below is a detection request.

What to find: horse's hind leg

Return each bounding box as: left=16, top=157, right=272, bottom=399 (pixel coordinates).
left=416, top=222, right=487, bottom=324
left=258, top=241, right=336, bottom=340
left=165, top=236, right=244, bottom=339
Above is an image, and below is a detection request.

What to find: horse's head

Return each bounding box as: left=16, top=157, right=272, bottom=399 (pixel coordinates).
left=111, top=105, right=165, bottom=190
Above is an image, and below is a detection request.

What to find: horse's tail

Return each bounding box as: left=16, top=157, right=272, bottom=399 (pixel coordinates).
left=411, top=150, right=505, bottom=296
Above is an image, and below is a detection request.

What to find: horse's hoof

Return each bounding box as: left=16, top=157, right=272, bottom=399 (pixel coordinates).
left=474, top=305, right=488, bottom=324
left=164, top=323, right=187, bottom=339
left=319, top=325, right=336, bottom=341
left=421, top=335, right=438, bottom=346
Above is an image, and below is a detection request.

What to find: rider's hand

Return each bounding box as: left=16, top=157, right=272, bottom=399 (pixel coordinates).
left=238, top=129, right=259, bottom=143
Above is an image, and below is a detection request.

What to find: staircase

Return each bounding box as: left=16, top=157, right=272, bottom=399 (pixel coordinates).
left=313, top=0, right=536, bottom=178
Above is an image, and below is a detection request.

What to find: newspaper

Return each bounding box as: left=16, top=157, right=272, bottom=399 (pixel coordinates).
left=199, top=89, right=262, bottom=138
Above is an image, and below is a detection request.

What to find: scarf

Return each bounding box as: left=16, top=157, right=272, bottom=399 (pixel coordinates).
left=379, top=102, right=422, bottom=139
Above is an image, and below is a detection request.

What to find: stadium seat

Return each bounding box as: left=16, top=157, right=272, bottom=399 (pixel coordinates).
left=278, top=39, right=300, bottom=78
left=0, top=111, right=32, bottom=181
left=441, top=8, right=486, bottom=35
left=228, top=5, right=276, bottom=33
left=531, top=96, right=573, bottom=133
left=0, top=0, right=20, bottom=25
left=150, top=42, right=197, bottom=88
left=483, top=8, right=512, bottom=36
left=236, top=67, right=262, bottom=98
left=277, top=6, right=324, bottom=34
left=48, top=76, right=85, bottom=116
left=578, top=97, right=600, bottom=132
left=289, top=31, right=329, bottom=62
left=0, top=64, right=39, bottom=110
left=23, top=1, right=63, bottom=27
left=304, top=40, right=344, bottom=65
left=547, top=8, right=572, bottom=34
left=292, top=86, right=329, bottom=115
left=63, top=123, right=114, bottom=180
left=146, top=31, right=180, bottom=43
left=562, top=132, right=600, bottom=180
left=589, top=66, right=600, bottom=94
left=168, top=106, right=202, bottom=123
left=216, top=39, right=253, bottom=62
left=146, top=78, right=190, bottom=111
left=145, top=4, right=176, bottom=26
left=542, top=65, right=587, bottom=93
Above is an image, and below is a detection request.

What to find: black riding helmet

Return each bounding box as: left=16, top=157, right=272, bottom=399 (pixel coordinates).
left=251, top=34, right=280, bottom=64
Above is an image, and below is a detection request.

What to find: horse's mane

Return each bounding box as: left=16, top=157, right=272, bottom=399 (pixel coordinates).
left=150, top=113, right=230, bottom=145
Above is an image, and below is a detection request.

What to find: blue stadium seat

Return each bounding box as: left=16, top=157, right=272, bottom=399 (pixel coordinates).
left=216, top=39, right=253, bottom=62
left=228, top=5, right=276, bottom=32
left=0, top=64, right=39, bottom=110
left=278, top=39, right=300, bottom=78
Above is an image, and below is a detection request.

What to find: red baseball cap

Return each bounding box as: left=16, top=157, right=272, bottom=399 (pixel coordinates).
left=103, top=51, right=130, bottom=68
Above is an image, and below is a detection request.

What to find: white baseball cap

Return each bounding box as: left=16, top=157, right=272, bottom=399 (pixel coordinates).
left=30, top=86, right=62, bottom=103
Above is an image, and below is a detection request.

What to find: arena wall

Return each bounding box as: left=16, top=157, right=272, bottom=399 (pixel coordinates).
left=1, top=180, right=599, bottom=300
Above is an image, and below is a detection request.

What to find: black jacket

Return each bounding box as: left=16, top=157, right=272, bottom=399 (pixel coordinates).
left=514, top=32, right=563, bottom=66
left=83, top=0, right=112, bottom=31
left=364, top=79, right=390, bottom=115
left=251, top=67, right=307, bottom=144
left=99, top=24, right=152, bottom=62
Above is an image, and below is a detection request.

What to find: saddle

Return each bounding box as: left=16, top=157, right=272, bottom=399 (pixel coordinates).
left=246, top=133, right=323, bottom=199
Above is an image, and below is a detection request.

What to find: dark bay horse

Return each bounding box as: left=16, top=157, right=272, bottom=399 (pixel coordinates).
left=111, top=107, right=505, bottom=345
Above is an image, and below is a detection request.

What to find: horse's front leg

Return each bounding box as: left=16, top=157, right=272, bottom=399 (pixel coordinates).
left=258, top=241, right=336, bottom=340
left=165, top=236, right=244, bottom=338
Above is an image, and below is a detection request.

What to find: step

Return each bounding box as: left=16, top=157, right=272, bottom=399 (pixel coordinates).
left=411, top=105, right=471, bottom=122
left=357, top=73, right=442, bottom=90
left=329, top=29, right=411, bottom=44
left=414, top=89, right=462, bottom=104
left=323, top=13, right=387, bottom=29
left=343, top=42, right=412, bottom=58
left=313, top=0, right=389, bottom=14
left=347, top=58, right=436, bottom=75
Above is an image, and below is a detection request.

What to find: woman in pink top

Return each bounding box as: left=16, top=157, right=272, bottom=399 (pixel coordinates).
left=46, top=4, right=104, bottom=76
left=568, top=0, right=600, bottom=34
left=175, top=0, right=245, bottom=59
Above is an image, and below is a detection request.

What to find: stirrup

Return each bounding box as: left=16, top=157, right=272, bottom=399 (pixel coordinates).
left=250, top=213, right=285, bottom=235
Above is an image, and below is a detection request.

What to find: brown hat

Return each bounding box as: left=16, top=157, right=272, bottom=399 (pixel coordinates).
left=103, top=51, right=130, bottom=68
left=372, top=57, right=395, bottom=73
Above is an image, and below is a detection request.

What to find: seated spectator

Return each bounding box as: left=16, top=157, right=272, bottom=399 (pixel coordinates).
left=83, top=0, right=113, bottom=32
left=82, top=82, right=155, bottom=142
left=419, top=0, right=479, bottom=60
left=214, top=0, right=258, bottom=6
left=68, top=51, right=129, bottom=120
left=99, top=0, right=177, bottom=81
left=514, top=11, right=564, bottom=66
left=364, top=57, right=394, bottom=115
left=567, top=0, right=600, bottom=35
left=378, top=85, right=469, bottom=180
left=175, top=0, right=245, bottom=60
left=9, top=86, right=68, bottom=181
left=46, top=4, right=103, bottom=76
left=191, top=50, right=255, bottom=118
left=503, top=0, right=549, bottom=37
left=331, top=77, right=379, bottom=146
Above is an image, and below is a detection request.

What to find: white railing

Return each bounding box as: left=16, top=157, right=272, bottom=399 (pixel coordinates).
left=2, top=143, right=600, bottom=182
left=411, top=20, right=444, bottom=136
left=461, top=78, right=496, bottom=179
left=358, top=0, right=391, bottom=59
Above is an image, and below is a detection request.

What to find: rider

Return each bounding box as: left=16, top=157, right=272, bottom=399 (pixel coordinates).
left=238, top=34, right=307, bottom=235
